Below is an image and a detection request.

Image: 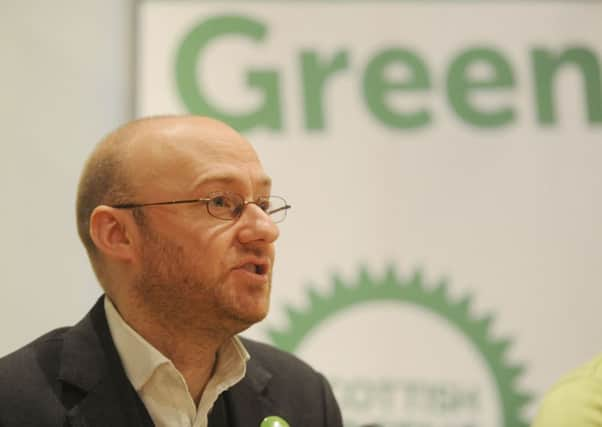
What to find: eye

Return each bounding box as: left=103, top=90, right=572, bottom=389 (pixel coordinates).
left=210, top=195, right=230, bottom=208
left=209, top=196, right=228, bottom=208
left=206, top=193, right=244, bottom=220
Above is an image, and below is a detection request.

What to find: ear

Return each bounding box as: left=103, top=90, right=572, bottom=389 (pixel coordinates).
left=89, top=206, right=137, bottom=263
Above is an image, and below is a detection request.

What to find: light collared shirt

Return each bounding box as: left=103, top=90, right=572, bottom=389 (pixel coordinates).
left=104, top=297, right=250, bottom=427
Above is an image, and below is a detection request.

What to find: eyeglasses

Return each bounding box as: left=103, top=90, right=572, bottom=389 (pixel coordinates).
left=109, top=192, right=291, bottom=223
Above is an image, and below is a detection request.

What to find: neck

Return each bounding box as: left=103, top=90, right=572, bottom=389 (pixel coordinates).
left=112, top=296, right=232, bottom=404
left=158, top=333, right=222, bottom=405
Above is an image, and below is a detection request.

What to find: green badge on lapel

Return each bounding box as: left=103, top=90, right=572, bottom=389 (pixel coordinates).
left=260, top=415, right=290, bottom=427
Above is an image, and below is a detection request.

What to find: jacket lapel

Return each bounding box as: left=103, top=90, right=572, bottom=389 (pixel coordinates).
left=226, top=356, right=275, bottom=427
left=65, top=378, right=142, bottom=427
left=58, top=297, right=154, bottom=427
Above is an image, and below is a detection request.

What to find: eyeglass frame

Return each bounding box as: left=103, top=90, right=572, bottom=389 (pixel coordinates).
left=108, top=192, right=291, bottom=223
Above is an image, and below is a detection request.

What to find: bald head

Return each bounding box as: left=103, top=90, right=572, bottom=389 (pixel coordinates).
left=76, top=115, right=261, bottom=283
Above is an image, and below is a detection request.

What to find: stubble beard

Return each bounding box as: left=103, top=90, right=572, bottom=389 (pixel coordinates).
left=134, top=226, right=271, bottom=336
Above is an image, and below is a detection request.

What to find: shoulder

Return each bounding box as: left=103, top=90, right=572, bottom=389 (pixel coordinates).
left=533, top=353, right=602, bottom=427
left=0, top=327, right=73, bottom=425
left=240, top=336, right=335, bottom=392
left=0, top=328, right=70, bottom=402
left=241, top=337, right=319, bottom=376
left=0, top=326, right=70, bottom=381
left=239, top=337, right=343, bottom=425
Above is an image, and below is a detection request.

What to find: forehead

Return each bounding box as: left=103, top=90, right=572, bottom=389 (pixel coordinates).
left=130, top=118, right=271, bottom=193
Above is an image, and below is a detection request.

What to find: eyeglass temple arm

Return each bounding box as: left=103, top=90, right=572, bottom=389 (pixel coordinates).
left=111, top=199, right=290, bottom=213
left=110, top=199, right=206, bottom=209
left=269, top=204, right=292, bottom=215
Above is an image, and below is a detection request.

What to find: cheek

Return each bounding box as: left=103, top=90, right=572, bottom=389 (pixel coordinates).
left=189, top=233, right=233, bottom=278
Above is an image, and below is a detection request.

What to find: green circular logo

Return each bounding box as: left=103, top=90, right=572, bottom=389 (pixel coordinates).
left=267, top=265, right=532, bottom=427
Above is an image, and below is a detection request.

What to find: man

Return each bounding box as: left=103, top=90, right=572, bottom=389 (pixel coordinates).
left=532, top=354, right=602, bottom=426
left=0, top=115, right=343, bottom=427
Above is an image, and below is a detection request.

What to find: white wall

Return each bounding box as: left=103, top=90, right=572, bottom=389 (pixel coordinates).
left=0, top=1, right=133, bottom=356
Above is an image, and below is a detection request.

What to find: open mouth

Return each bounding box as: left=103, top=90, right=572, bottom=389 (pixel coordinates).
left=240, top=263, right=268, bottom=275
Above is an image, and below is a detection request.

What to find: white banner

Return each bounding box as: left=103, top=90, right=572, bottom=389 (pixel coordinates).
left=136, top=2, right=602, bottom=426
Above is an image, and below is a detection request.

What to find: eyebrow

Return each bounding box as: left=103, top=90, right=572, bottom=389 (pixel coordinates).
left=191, top=173, right=272, bottom=190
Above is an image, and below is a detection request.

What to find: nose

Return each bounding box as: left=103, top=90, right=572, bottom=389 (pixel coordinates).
left=236, top=203, right=280, bottom=245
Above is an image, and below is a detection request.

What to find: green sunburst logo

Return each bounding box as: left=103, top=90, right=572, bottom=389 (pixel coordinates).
left=267, top=265, right=532, bottom=427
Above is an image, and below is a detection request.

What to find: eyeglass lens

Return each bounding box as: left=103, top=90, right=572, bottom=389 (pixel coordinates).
left=207, top=193, right=288, bottom=223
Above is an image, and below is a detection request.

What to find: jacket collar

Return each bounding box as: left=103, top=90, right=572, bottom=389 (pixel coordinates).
left=57, top=296, right=275, bottom=427
left=58, top=299, right=108, bottom=391
left=58, top=296, right=154, bottom=427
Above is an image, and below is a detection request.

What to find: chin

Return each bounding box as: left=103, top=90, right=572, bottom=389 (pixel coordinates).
left=220, top=278, right=271, bottom=330
left=228, top=299, right=270, bottom=332
left=241, top=300, right=270, bottom=323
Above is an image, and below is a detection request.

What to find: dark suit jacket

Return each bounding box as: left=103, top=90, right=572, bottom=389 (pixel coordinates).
left=0, top=297, right=343, bottom=427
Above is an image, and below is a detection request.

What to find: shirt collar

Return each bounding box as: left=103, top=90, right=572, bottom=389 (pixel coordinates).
left=104, top=296, right=250, bottom=392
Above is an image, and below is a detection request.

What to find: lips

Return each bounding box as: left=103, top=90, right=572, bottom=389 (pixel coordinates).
left=239, top=263, right=269, bottom=275
left=234, top=259, right=270, bottom=276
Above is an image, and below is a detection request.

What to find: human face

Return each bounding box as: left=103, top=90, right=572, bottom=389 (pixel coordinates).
left=130, top=118, right=280, bottom=334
